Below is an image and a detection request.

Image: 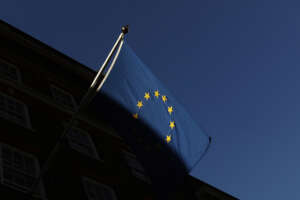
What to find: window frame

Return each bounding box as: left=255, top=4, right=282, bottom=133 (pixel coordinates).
left=0, top=92, right=32, bottom=129
left=0, top=143, right=47, bottom=199
left=122, top=151, right=151, bottom=183
left=82, top=176, right=117, bottom=200
left=0, top=58, right=22, bottom=82
left=67, top=127, right=101, bottom=161
left=50, top=84, right=77, bottom=110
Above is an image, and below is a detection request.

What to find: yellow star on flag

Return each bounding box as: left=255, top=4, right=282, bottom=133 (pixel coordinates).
left=166, top=135, right=172, bottom=143
left=169, top=121, right=175, bottom=129
left=137, top=101, right=143, bottom=109
left=154, top=90, right=160, bottom=98
left=168, top=106, right=173, bottom=115
left=161, top=95, right=167, bottom=102
left=133, top=113, right=138, bottom=119
left=144, top=92, right=150, bottom=100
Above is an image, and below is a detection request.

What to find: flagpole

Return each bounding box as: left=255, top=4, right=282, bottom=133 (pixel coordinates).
left=90, top=25, right=128, bottom=90
left=25, top=25, right=129, bottom=198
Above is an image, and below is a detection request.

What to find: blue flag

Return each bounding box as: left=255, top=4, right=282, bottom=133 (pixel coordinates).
left=91, top=43, right=210, bottom=198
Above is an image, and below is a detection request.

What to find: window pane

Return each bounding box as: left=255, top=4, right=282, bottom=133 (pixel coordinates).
left=0, top=94, right=30, bottom=128
left=102, top=187, right=115, bottom=200
left=83, top=178, right=117, bottom=200
left=51, top=86, right=76, bottom=109
left=67, top=128, right=99, bottom=159
left=2, top=146, right=13, bottom=164
left=0, top=61, right=20, bottom=81
left=13, top=152, right=24, bottom=170
left=0, top=144, right=44, bottom=197
left=123, top=153, right=145, bottom=172
left=23, top=156, right=37, bottom=176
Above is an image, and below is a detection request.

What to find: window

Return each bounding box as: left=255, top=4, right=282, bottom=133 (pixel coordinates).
left=122, top=151, right=151, bottom=183
left=82, top=177, right=117, bottom=200
left=0, top=59, right=21, bottom=82
left=0, top=93, right=31, bottom=129
left=50, top=85, right=77, bottom=110
left=67, top=128, right=100, bottom=160
left=0, top=143, right=46, bottom=198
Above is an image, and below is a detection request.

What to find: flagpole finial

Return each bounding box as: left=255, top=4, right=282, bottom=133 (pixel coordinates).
left=122, top=25, right=129, bottom=34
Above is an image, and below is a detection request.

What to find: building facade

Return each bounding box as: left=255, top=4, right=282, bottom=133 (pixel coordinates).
left=0, top=20, right=237, bottom=200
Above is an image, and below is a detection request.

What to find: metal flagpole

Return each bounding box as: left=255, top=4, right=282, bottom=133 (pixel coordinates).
left=25, top=25, right=129, bottom=198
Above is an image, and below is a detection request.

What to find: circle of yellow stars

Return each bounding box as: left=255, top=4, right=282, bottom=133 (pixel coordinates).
left=132, top=89, right=175, bottom=144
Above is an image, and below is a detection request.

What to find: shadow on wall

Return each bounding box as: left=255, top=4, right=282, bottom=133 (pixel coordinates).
left=88, top=93, right=196, bottom=200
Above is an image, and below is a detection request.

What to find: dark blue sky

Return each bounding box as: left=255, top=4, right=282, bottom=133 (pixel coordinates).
left=2, top=1, right=300, bottom=199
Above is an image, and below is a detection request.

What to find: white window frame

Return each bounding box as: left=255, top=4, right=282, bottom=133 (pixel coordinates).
left=0, top=58, right=22, bottom=82
left=67, top=127, right=101, bottom=160
left=122, top=151, right=151, bottom=183
left=0, top=92, right=32, bottom=129
left=0, top=143, right=46, bottom=199
left=82, top=177, right=117, bottom=200
left=50, top=85, right=77, bottom=110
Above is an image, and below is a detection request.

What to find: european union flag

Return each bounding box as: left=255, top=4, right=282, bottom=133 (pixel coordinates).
left=91, top=43, right=210, bottom=199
